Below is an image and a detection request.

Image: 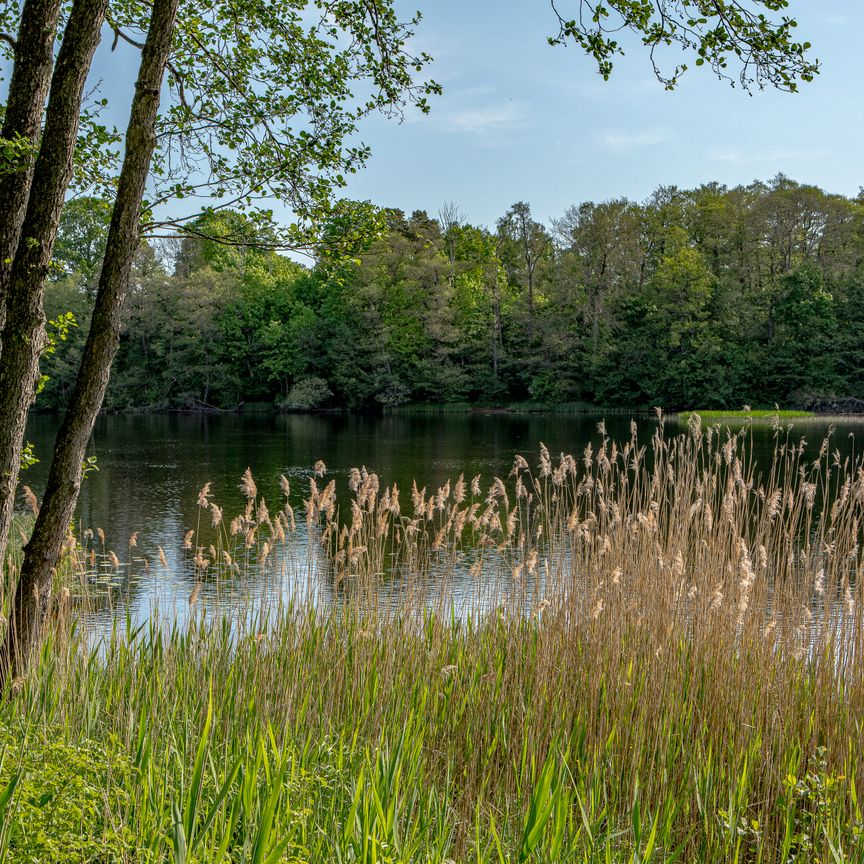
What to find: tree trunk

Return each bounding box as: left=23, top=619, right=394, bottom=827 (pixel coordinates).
left=0, top=0, right=64, bottom=337
left=0, top=0, right=107, bottom=584
left=0, top=0, right=179, bottom=686
left=490, top=265, right=501, bottom=382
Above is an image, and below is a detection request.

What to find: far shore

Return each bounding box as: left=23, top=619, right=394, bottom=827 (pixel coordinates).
left=29, top=402, right=864, bottom=420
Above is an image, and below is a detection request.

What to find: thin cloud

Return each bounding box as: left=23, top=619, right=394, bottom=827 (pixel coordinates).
left=405, top=85, right=532, bottom=137
left=708, top=148, right=745, bottom=165
left=708, top=147, right=824, bottom=167
left=444, top=102, right=529, bottom=134
left=599, top=127, right=673, bottom=153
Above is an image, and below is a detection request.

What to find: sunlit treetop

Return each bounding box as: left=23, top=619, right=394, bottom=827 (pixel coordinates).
left=548, top=0, right=818, bottom=91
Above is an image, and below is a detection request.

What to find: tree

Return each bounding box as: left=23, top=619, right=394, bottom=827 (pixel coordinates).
left=639, top=229, right=721, bottom=407
left=497, top=202, right=550, bottom=338
left=439, top=200, right=464, bottom=290
left=548, top=0, right=817, bottom=91
left=449, top=223, right=507, bottom=397
left=763, top=264, right=838, bottom=402
left=0, top=0, right=174, bottom=682
left=0, top=0, right=108, bottom=584
left=0, top=0, right=439, bottom=682
left=110, top=263, right=239, bottom=409
left=52, top=196, right=113, bottom=290
left=553, top=199, right=643, bottom=371
left=0, top=0, right=63, bottom=333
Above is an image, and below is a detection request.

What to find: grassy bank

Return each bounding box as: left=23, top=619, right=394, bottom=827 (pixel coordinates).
left=677, top=409, right=816, bottom=424
left=1, top=420, right=863, bottom=861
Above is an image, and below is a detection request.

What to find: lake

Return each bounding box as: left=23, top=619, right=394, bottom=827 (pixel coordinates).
left=22, top=411, right=864, bottom=627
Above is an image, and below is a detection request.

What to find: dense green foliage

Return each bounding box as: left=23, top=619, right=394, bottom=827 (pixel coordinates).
left=40, top=174, right=864, bottom=413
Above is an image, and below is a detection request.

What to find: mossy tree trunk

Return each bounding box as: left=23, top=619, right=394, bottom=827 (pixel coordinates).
left=0, top=0, right=179, bottom=685
left=0, top=0, right=63, bottom=336
left=0, top=0, right=107, bottom=585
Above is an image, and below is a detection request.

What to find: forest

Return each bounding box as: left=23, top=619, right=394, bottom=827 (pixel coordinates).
left=40, top=173, right=864, bottom=415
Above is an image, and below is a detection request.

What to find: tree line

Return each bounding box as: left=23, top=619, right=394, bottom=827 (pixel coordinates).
left=40, top=175, right=864, bottom=415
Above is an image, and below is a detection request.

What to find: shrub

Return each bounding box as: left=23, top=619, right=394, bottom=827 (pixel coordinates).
left=283, top=376, right=332, bottom=411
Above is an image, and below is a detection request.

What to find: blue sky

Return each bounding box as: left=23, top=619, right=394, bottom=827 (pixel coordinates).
left=337, top=0, right=864, bottom=228
left=7, top=1, right=863, bottom=232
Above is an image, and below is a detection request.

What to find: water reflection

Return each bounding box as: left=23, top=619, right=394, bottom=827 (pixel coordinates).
left=22, top=411, right=864, bottom=632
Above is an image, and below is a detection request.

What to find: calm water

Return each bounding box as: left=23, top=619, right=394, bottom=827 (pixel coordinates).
left=21, top=412, right=864, bottom=626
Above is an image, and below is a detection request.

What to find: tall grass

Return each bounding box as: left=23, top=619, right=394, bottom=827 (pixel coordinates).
left=1, top=415, right=863, bottom=861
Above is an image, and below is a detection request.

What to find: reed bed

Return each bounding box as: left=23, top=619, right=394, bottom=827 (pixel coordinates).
left=1, top=415, right=863, bottom=862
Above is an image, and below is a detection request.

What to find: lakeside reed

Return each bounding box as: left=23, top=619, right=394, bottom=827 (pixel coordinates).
left=0, top=415, right=863, bottom=862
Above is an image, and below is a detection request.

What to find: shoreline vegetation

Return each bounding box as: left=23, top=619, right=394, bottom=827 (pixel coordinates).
left=40, top=176, right=864, bottom=419
left=2, top=421, right=864, bottom=861
left=28, top=400, right=863, bottom=418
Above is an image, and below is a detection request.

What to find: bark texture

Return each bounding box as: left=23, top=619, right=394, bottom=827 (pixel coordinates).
left=0, top=0, right=107, bottom=588
left=0, top=0, right=179, bottom=686
left=0, top=0, right=63, bottom=335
